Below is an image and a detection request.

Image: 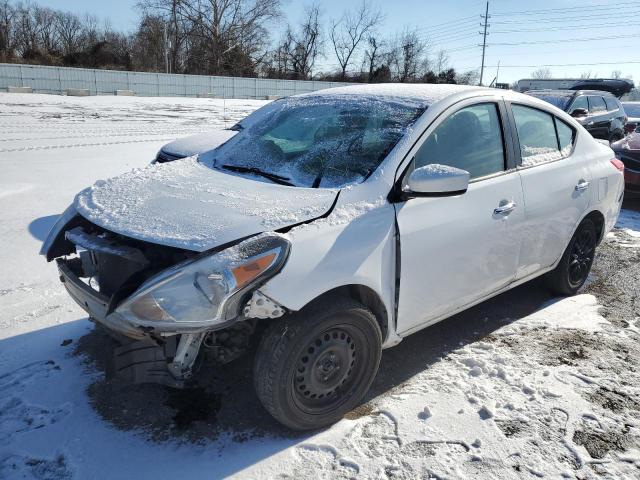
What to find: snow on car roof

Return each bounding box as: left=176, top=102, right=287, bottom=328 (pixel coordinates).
left=297, top=83, right=487, bottom=106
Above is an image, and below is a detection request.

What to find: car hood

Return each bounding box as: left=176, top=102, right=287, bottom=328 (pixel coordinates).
left=162, top=130, right=237, bottom=157
left=74, top=158, right=338, bottom=252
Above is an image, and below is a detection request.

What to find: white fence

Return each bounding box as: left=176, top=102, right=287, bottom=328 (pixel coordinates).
left=0, top=63, right=351, bottom=99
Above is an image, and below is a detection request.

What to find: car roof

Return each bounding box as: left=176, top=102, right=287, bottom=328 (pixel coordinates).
left=297, top=83, right=491, bottom=107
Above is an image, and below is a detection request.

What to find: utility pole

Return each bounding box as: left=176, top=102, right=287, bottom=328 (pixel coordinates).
left=163, top=23, right=169, bottom=74
left=479, top=1, right=490, bottom=86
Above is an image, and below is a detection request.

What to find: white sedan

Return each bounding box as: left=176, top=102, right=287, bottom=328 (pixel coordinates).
left=42, top=84, right=624, bottom=430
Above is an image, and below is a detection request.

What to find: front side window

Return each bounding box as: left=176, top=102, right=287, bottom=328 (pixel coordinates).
left=209, top=96, right=425, bottom=188
left=414, top=103, right=505, bottom=179
left=512, top=104, right=573, bottom=167
left=588, top=96, right=607, bottom=113
left=569, top=95, right=588, bottom=113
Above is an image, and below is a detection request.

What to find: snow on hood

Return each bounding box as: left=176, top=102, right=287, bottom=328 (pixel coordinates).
left=74, top=158, right=338, bottom=251
left=161, top=130, right=237, bottom=157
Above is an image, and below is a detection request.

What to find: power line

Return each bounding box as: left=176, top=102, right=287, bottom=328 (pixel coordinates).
left=414, top=16, right=477, bottom=32
left=456, top=61, right=640, bottom=69
left=492, top=20, right=640, bottom=34
left=488, top=33, right=640, bottom=46
left=492, top=10, right=640, bottom=24
left=492, top=0, right=640, bottom=16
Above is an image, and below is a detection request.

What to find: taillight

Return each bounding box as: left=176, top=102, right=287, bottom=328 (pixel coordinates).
left=610, top=158, right=625, bottom=172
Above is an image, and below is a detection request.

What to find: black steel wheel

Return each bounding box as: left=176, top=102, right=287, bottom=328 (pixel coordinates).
left=546, top=218, right=597, bottom=295
left=254, top=297, right=382, bottom=430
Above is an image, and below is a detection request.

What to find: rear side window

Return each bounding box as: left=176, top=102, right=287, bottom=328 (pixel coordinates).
left=512, top=105, right=573, bottom=167
left=414, top=103, right=505, bottom=179
left=604, top=97, right=619, bottom=111
left=588, top=96, right=607, bottom=113
left=555, top=119, right=575, bottom=152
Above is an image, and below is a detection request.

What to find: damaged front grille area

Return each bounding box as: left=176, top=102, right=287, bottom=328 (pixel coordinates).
left=59, top=218, right=195, bottom=304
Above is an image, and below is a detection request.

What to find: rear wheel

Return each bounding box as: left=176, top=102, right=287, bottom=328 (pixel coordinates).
left=254, top=297, right=382, bottom=430
left=545, top=218, right=597, bottom=295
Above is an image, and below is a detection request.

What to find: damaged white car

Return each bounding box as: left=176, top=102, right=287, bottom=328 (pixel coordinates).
left=42, top=84, right=624, bottom=430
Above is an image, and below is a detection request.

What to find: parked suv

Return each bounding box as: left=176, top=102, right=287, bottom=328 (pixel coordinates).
left=42, top=85, right=624, bottom=430
left=526, top=89, right=627, bottom=142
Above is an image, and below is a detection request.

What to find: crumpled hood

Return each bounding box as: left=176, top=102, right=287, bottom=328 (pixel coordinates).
left=162, top=130, right=237, bottom=157
left=74, top=158, right=338, bottom=251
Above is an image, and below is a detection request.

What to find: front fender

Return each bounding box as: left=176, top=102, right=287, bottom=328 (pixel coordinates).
left=261, top=202, right=399, bottom=346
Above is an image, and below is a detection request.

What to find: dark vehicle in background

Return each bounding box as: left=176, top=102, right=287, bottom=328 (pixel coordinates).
left=622, top=102, right=640, bottom=134
left=526, top=89, right=627, bottom=143
left=611, top=129, right=640, bottom=197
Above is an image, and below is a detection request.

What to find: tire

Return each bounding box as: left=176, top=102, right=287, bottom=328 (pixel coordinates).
left=545, top=218, right=597, bottom=296
left=254, top=297, right=382, bottom=430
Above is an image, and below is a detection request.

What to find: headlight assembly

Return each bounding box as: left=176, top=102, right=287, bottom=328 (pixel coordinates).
left=116, top=233, right=290, bottom=330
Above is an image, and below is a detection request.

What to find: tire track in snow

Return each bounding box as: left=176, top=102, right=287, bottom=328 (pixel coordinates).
left=0, top=137, right=181, bottom=153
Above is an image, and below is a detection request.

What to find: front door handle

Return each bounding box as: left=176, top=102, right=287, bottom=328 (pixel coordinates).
left=575, top=180, right=590, bottom=191
left=494, top=201, right=517, bottom=215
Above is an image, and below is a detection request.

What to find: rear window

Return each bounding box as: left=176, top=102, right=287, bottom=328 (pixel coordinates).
left=588, top=96, right=607, bottom=113
left=512, top=104, right=574, bottom=167
left=604, top=97, right=619, bottom=111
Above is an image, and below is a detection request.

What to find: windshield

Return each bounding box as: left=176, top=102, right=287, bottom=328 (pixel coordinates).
left=526, top=91, right=573, bottom=111
left=207, top=96, right=425, bottom=188
left=623, top=103, right=640, bottom=117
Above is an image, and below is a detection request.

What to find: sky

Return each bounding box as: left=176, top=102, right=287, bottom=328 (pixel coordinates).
left=39, top=0, right=639, bottom=85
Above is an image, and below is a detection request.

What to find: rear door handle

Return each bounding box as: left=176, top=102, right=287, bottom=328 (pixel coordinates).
left=494, top=201, right=517, bottom=215
left=575, top=180, right=590, bottom=191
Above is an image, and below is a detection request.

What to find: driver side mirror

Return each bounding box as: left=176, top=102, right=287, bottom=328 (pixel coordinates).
left=570, top=108, right=588, bottom=118
left=404, top=164, right=470, bottom=197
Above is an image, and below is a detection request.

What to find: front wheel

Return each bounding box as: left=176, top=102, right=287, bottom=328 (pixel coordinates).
left=254, top=297, right=382, bottom=430
left=545, top=218, right=597, bottom=295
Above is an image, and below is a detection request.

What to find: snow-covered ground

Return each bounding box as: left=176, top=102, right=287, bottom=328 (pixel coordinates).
left=1, top=93, right=640, bottom=479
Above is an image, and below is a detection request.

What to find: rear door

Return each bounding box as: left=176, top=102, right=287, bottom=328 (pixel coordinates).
left=508, top=103, right=592, bottom=279
left=587, top=95, right=610, bottom=139
left=394, top=98, right=525, bottom=334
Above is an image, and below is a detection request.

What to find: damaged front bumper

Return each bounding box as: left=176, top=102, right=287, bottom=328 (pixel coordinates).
left=57, top=259, right=147, bottom=340
left=58, top=258, right=201, bottom=387
left=46, top=208, right=290, bottom=388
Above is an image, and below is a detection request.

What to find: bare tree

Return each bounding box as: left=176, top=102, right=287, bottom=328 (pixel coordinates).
left=55, top=11, right=82, bottom=56
left=433, top=48, right=449, bottom=74
left=456, top=69, right=479, bottom=85
left=387, top=28, right=427, bottom=82
left=0, top=1, right=16, bottom=60
left=329, top=0, right=381, bottom=80
left=580, top=70, right=593, bottom=79
left=275, top=3, right=321, bottom=79
left=363, top=35, right=382, bottom=82
left=611, top=69, right=622, bottom=79
left=530, top=67, right=552, bottom=79
left=139, top=0, right=281, bottom=75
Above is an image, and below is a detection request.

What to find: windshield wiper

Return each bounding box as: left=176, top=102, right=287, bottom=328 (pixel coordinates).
left=220, top=164, right=294, bottom=186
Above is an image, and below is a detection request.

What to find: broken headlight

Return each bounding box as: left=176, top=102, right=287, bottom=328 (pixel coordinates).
left=116, top=233, right=290, bottom=329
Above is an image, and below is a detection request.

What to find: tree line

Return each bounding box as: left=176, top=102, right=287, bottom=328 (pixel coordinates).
left=0, top=0, right=479, bottom=85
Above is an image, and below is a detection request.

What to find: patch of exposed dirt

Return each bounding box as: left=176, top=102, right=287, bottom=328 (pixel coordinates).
left=573, top=428, right=630, bottom=459
left=588, top=387, right=640, bottom=413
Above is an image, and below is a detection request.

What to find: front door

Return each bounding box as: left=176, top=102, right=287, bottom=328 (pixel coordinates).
left=394, top=100, right=525, bottom=335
